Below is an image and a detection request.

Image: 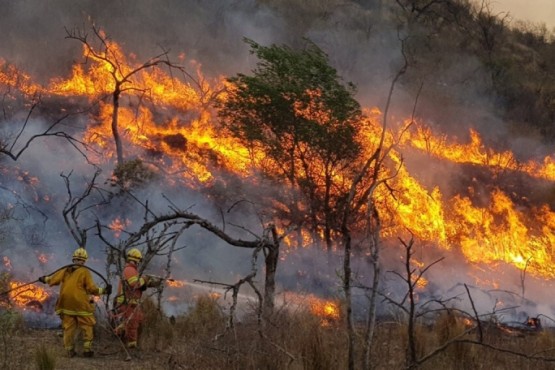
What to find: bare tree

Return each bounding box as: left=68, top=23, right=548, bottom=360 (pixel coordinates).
left=61, top=169, right=107, bottom=248
left=65, top=25, right=195, bottom=167
left=0, top=95, right=89, bottom=162
left=337, top=36, right=413, bottom=369
left=96, top=197, right=285, bottom=316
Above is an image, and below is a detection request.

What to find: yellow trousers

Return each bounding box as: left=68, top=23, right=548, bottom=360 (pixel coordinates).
left=61, top=314, right=96, bottom=352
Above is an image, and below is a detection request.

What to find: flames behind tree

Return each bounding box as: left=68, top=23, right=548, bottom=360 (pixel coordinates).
left=2, top=35, right=555, bottom=309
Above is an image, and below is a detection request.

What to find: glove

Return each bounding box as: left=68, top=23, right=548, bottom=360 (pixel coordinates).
left=38, top=276, right=47, bottom=284
left=104, top=284, right=112, bottom=295
left=151, top=277, right=163, bottom=288
left=146, top=276, right=162, bottom=288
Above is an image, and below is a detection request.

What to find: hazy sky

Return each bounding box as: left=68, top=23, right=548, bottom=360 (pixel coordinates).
left=492, top=0, right=555, bottom=28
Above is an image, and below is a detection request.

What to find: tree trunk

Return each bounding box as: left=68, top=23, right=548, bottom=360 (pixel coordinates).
left=343, top=230, right=355, bottom=370
left=363, top=203, right=381, bottom=369
left=263, top=243, right=278, bottom=314
left=112, top=86, right=123, bottom=166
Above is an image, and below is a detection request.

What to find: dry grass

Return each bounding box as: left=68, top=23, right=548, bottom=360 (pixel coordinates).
left=34, top=344, right=56, bottom=370
left=2, top=296, right=555, bottom=369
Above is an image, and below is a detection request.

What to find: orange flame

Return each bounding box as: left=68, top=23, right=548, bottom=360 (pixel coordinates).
left=109, top=217, right=131, bottom=238
left=3, top=256, right=12, bottom=270
left=37, top=253, right=48, bottom=265
left=282, top=292, right=341, bottom=325
left=8, top=281, right=49, bottom=309
left=3, top=35, right=555, bottom=285
left=166, top=280, right=186, bottom=288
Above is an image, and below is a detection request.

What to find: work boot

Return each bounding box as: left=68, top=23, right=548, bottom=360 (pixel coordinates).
left=67, top=349, right=77, bottom=358
left=83, top=351, right=94, bottom=358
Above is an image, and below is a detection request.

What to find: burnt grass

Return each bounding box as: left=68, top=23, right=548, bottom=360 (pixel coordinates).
left=4, top=296, right=555, bottom=370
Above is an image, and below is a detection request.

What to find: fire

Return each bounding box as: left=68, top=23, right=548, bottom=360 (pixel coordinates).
left=8, top=281, right=49, bottom=309
left=109, top=217, right=131, bottom=238
left=37, top=253, right=48, bottom=265
left=309, top=298, right=340, bottom=323
left=282, top=292, right=341, bottom=324
left=166, top=280, right=186, bottom=288
left=403, top=125, right=555, bottom=182
left=209, top=292, right=222, bottom=300
left=0, top=59, right=43, bottom=96
left=3, top=34, right=555, bottom=285
left=3, top=256, right=12, bottom=270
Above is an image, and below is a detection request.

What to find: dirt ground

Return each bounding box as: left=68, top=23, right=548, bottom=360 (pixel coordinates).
left=5, top=328, right=187, bottom=370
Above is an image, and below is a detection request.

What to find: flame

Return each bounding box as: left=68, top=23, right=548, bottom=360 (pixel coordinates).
left=0, top=58, right=43, bottom=96
left=309, top=298, right=340, bottom=323
left=3, top=35, right=555, bottom=286
left=166, top=280, right=186, bottom=288
left=208, top=292, right=222, bottom=300
left=109, top=217, right=131, bottom=238
left=281, top=292, right=340, bottom=324
left=8, top=281, right=49, bottom=309
left=37, top=253, right=48, bottom=265
left=3, top=256, right=12, bottom=270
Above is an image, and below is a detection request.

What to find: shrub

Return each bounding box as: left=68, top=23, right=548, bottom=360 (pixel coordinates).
left=110, top=158, right=157, bottom=189
left=34, top=344, right=56, bottom=370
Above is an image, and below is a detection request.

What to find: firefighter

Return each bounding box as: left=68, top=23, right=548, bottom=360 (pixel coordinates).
left=38, top=247, right=112, bottom=358
left=114, top=248, right=161, bottom=349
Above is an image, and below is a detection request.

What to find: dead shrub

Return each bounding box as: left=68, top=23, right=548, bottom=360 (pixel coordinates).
left=431, top=311, right=476, bottom=369
left=0, top=309, right=24, bottom=369
left=139, top=297, right=175, bottom=350
left=175, top=294, right=225, bottom=338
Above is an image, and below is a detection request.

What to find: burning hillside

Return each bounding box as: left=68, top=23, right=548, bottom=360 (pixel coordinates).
left=1, top=14, right=555, bottom=327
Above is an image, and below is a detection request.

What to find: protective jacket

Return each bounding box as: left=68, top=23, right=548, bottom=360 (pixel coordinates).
left=116, top=262, right=147, bottom=306
left=45, top=266, right=104, bottom=316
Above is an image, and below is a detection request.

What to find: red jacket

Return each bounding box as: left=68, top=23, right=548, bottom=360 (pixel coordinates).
left=116, top=262, right=147, bottom=305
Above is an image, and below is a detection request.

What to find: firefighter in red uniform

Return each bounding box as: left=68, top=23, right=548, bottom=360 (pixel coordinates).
left=39, top=248, right=112, bottom=357
left=114, top=248, right=161, bottom=349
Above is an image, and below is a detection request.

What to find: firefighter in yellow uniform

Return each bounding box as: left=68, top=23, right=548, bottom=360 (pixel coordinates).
left=39, top=248, right=112, bottom=358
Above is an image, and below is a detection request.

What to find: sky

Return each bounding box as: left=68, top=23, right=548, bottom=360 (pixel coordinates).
left=492, top=0, right=555, bottom=29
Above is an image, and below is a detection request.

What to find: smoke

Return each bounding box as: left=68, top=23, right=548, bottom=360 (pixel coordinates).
left=1, top=0, right=554, bottom=326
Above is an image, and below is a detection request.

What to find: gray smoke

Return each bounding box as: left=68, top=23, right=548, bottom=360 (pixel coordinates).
left=0, top=0, right=553, bottom=326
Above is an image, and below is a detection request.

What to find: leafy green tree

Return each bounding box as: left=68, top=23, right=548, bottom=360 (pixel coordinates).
left=218, top=38, right=363, bottom=251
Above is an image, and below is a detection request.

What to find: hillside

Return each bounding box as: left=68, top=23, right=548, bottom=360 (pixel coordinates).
left=1, top=1, right=555, bottom=369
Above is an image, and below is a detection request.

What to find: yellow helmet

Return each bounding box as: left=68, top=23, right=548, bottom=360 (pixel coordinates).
left=127, top=248, right=143, bottom=262
left=72, top=247, right=88, bottom=261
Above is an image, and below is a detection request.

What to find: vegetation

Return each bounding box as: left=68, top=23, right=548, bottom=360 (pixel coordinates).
left=0, top=308, right=24, bottom=370
left=2, top=294, right=555, bottom=369
left=219, top=38, right=364, bottom=252
left=34, top=344, right=56, bottom=370
left=110, top=158, right=158, bottom=190
left=0, top=0, right=554, bottom=369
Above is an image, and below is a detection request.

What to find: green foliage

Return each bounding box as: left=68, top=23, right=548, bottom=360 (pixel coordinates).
left=392, top=0, right=555, bottom=143
left=218, top=38, right=365, bottom=246
left=111, top=158, right=157, bottom=190
left=0, top=307, right=24, bottom=369
left=219, top=38, right=362, bottom=166
left=0, top=271, right=10, bottom=294
left=0, top=309, right=23, bottom=333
